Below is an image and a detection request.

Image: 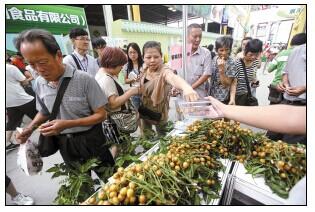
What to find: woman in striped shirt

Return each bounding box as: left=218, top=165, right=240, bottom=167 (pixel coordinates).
left=233, top=39, right=263, bottom=105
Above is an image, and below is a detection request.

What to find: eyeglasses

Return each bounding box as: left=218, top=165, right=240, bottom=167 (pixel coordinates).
left=75, top=37, right=90, bottom=41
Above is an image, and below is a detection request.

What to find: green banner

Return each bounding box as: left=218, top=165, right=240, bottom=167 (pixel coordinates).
left=6, top=5, right=87, bottom=34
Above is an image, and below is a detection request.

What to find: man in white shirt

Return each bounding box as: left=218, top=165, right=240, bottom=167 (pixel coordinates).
left=6, top=63, right=37, bottom=150
left=63, top=28, right=99, bottom=77
left=182, top=23, right=212, bottom=98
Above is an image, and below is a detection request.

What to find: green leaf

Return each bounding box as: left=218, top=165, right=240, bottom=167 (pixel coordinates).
left=115, top=155, right=141, bottom=167
left=51, top=172, right=63, bottom=179
left=46, top=166, right=60, bottom=173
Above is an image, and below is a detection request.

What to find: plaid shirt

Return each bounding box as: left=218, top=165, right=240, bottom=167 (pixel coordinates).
left=209, top=56, right=236, bottom=102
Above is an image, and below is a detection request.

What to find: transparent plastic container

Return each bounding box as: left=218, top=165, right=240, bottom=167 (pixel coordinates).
left=176, top=100, right=213, bottom=120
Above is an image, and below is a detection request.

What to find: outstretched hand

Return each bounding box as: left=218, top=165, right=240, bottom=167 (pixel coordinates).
left=204, top=96, right=226, bottom=119
left=183, top=88, right=199, bottom=102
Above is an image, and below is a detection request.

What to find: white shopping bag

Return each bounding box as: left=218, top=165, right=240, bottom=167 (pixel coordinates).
left=16, top=128, right=43, bottom=176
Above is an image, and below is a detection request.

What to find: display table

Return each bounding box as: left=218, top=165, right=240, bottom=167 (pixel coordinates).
left=85, top=122, right=234, bottom=205
left=223, top=162, right=305, bottom=205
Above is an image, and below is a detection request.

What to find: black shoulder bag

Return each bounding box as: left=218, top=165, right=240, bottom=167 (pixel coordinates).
left=238, top=59, right=258, bottom=106
left=37, top=77, right=71, bottom=157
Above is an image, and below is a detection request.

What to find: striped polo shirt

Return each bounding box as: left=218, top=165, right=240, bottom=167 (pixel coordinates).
left=35, top=64, right=107, bottom=134
left=235, top=59, right=259, bottom=95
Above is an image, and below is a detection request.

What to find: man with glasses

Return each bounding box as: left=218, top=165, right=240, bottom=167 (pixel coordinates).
left=92, top=37, right=107, bottom=68
left=63, top=28, right=99, bottom=77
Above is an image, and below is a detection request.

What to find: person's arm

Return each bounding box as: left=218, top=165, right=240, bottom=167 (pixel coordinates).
left=267, top=58, right=278, bottom=73
left=15, top=112, right=49, bottom=144
left=217, top=58, right=233, bottom=87
left=191, top=74, right=210, bottom=89
left=278, top=73, right=289, bottom=91
left=107, top=87, right=139, bottom=109
left=164, top=71, right=199, bottom=101
left=38, top=106, right=107, bottom=136
left=285, top=86, right=306, bottom=96
left=24, top=70, right=33, bottom=80
left=228, top=78, right=237, bottom=105
left=192, top=50, right=212, bottom=90
left=20, top=71, right=33, bottom=86
left=124, top=75, right=135, bottom=84
left=206, top=96, right=306, bottom=135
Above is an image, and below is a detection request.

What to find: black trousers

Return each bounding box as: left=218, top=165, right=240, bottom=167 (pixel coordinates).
left=6, top=99, right=37, bottom=131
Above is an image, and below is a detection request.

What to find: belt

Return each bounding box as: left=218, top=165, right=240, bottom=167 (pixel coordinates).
left=283, top=99, right=306, bottom=106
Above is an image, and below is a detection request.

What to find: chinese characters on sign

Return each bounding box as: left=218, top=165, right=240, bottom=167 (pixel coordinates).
left=6, top=7, right=85, bottom=26
left=170, top=44, right=192, bottom=71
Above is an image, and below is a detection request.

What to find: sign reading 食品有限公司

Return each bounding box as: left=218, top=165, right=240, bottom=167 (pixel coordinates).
left=6, top=5, right=87, bottom=34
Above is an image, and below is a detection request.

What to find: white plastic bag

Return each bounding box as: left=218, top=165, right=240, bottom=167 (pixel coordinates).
left=16, top=128, right=43, bottom=176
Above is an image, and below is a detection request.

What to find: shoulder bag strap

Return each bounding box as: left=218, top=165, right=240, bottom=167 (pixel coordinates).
left=36, top=77, right=71, bottom=121
left=71, top=54, right=82, bottom=70
left=240, top=59, right=252, bottom=96
left=49, top=77, right=71, bottom=120
left=106, top=74, right=127, bottom=111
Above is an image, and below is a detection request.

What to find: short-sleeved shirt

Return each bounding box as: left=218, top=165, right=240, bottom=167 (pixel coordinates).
left=268, top=48, right=293, bottom=86
left=179, top=46, right=212, bottom=98
left=95, top=70, right=124, bottom=113
left=235, top=59, right=259, bottom=95
left=283, top=44, right=306, bottom=101
left=6, top=64, right=34, bottom=107
left=122, top=63, right=142, bottom=87
left=63, top=50, right=99, bottom=77
left=35, top=64, right=107, bottom=134
left=209, top=56, right=236, bottom=101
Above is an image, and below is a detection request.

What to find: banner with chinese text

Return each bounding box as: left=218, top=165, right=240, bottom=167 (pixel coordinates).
left=6, top=5, right=87, bottom=35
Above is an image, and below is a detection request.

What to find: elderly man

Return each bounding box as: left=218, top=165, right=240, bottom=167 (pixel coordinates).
left=182, top=23, right=212, bottom=98
left=15, top=29, right=114, bottom=173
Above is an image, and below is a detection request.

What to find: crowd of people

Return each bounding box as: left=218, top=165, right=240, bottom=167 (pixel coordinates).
left=5, top=23, right=306, bottom=205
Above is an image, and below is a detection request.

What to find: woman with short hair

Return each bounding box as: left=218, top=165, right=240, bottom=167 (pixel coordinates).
left=95, top=47, right=139, bottom=157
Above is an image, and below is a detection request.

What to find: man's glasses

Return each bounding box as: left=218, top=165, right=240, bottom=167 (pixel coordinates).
left=75, top=37, right=90, bottom=41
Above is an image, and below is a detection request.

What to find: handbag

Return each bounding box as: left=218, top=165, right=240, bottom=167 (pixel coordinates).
left=37, top=76, right=71, bottom=157
left=105, top=74, right=138, bottom=134
left=238, top=59, right=258, bottom=106
left=268, top=84, right=283, bottom=103
left=138, top=104, right=162, bottom=121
